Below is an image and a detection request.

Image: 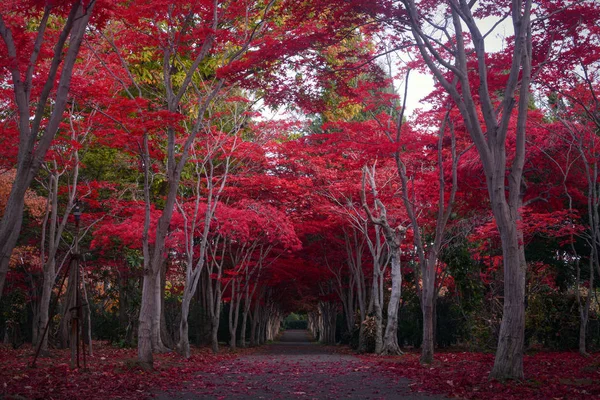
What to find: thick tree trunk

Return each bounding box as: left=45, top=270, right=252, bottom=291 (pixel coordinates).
left=381, top=253, right=402, bottom=355
left=137, top=270, right=156, bottom=369
left=258, top=310, right=267, bottom=345
left=489, top=215, right=526, bottom=380
left=0, top=194, right=25, bottom=299
left=307, top=311, right=318, bottom=339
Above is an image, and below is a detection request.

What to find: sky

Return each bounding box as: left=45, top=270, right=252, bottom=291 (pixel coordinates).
left=400, top=16, right=514, bottom=117
left=261, top=15, right=514, bottom=123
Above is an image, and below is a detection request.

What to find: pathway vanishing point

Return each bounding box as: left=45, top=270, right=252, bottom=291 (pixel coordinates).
left=157, top=330, right=446, bottom=399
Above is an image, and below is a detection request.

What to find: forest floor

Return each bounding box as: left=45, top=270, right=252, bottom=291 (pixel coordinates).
left=1, top=332, right=600, bottom=399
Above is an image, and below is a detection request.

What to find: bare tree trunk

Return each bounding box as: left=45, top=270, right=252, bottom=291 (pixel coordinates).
left=36, top=260, right=55, bottom=353
left=578, top=254, right=594, bottom=355
left=159, top=262, right=172, bottom=350
left=137, top=269, right=156, bottom=369
left=371, top=273, right=384, bottom=354
left=82, top=269, right=92, bottom=356
left=153, top=264, right=168, bottom=351
left=381, top=252, right=402, bottom=355
left=420, top=257, right=436, bottom=363
left=229, top=279, right=242, bottom=350
left=240, top=284, right=250, bottom=348
left=250, top=299, right=260, bottom=347
left=59, top=268, right=76, bottom=349
left=178, top=292, right=192, bottom=357
left=259, top=310, right=268, bottom=345
left=211, top=305, right=220, bottom=354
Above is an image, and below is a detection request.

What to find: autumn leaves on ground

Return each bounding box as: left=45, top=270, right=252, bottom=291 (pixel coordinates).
left=2, top=335, right=600, bottom=399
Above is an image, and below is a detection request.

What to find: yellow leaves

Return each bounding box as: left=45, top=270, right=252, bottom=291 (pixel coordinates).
left=9, top=246, right=41, bottom=270
left=322, top=102, right=362, bottom=122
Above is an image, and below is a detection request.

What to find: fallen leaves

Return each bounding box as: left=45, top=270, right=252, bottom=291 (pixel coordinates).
left=361, top=350, right=600, bottom=400
left=3, top=342, right=597, bottom=399
left=0, top=342, right=240, bottom=399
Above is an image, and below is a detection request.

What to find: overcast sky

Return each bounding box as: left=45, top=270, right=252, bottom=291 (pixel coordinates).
left=401, top=16, right=514, bottom=117
left=261, top=15, right=514, bottom=123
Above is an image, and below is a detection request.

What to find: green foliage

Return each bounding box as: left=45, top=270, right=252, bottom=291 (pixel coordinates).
left=397, top=287, right=423, bottom=348
left=442, top=240, right=484, bottom=314
left=284, top=312, right=308, bottom=329
left=525, top=288, right=599, bottom=350
left=81, top=146, right=138, bottom=184
left=0, top=289, right=28, bottom=348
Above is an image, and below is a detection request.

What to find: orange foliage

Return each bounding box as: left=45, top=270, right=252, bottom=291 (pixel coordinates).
left=0, top=170, right=46, bottom=221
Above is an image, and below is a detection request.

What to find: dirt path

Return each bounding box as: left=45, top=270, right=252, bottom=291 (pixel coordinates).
left=156, top=330, right=445, bottom=399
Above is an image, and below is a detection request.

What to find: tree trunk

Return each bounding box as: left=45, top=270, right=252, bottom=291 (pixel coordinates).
left=240, top=306, right=249, bottom=348
left=137, top=269, right=157, bottom=369
left=381, top=252, right=402, bottom=355
left=420, top=255, right=437, bottom=364
left=489, top=215, right=526, bottom=380
left=59, top=268, right=76, bottom=349
left=240, top=285, right=250, bottom=348
left=152, top=267, right=167, bottom=352
left=372, top=273, right=383, bottom=354
left=250, top=300, right=260, bottom=347
left=177, top=292, right=193, bottom=358
left=229, top=279, right=242, bottom=350
left=210, top=277, right=222, bottom=354
left=579, top=251, right=594, bottom=356
left=211, top=312, right=220, bottom=353
left=35, top=259, right=55, bottom=353
left=159, top=262, right=172, bottom=350
left=82, top=273, right=92, bottom=356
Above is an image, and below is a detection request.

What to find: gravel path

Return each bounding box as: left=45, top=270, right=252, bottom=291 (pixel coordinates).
left=156, top=330, right=446, bottom=399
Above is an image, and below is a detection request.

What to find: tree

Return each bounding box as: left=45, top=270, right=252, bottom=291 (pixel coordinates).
left=371, top=0, right=536, bottom=379
left=0, top=0, right=98, bottom=300
left=362, top=163, right=407, bottom=355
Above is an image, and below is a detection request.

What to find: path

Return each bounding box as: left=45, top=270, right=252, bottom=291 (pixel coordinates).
left=157, top=330, right=446, bottom=399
